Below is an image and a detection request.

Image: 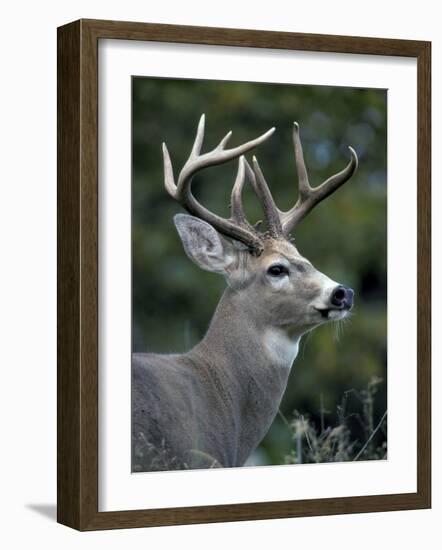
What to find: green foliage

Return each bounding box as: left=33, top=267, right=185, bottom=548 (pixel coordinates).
left=132, top=77, right=387, bottom=465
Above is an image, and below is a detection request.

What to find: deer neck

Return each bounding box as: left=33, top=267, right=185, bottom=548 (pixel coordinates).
left=190, top=287, right=300, bottom=464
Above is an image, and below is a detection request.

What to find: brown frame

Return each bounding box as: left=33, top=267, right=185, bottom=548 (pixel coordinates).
left=57, top=18, right=431, bottom=531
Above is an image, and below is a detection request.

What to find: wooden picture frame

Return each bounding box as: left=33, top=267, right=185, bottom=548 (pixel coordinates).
left=57, top=18, right=431, bottom=530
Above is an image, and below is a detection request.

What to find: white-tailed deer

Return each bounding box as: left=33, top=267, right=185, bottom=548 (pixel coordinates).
left=132, top=115, right=357, bottom=471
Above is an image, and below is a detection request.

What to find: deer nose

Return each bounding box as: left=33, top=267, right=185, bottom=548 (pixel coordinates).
left=331, top=285, right=354, bottom=309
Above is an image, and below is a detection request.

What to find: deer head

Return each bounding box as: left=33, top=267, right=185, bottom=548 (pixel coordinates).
left=162, top=115, right=357, bottom=338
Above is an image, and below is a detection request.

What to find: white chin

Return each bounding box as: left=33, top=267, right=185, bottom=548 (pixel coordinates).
left=328, top=309, right=349, bottom=321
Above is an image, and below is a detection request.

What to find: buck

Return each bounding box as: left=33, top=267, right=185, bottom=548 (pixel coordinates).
left=132, top=115, right=358, bottom=471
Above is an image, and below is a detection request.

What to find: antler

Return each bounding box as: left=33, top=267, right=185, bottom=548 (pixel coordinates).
left=162, top=114, right=275, bottom=255
left=163, top=116, right=358, bottom=254
left=243, top=156, right=284, bottom=238
left=279, top=122, right=358, bottom=236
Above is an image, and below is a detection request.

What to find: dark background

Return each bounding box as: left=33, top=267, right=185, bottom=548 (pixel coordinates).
left=132, top=77, right=387, bottom=466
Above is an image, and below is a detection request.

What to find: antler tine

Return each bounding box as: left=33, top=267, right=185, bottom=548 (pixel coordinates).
left=281, top=122, right=358, bottom=235
left=292, top=122, right=310, bottom=200
left=189, top=112, right=206, bottom=158
left=176, top=117, right=275, bottom=193
left=230, top=156, right=249, bottom=226
left=248, top=157, right=283, bottom=238
left=162, top=115, right=275, bottom=254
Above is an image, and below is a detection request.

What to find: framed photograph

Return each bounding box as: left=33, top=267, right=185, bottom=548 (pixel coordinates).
left=57, top=19, right=431, bottom=530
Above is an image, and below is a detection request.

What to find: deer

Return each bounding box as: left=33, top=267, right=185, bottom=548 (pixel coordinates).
left=132, top=114, right=358, bottom=471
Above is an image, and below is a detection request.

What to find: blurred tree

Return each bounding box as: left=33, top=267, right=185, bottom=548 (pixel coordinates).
left=132, top=77, right=387, bottom=466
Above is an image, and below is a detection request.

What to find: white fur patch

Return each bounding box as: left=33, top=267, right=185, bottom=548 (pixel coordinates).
left=263, top=328, right=300, bottom=368
left=268, top=274, right=290, bottom=291
left=328, top=309, right=350, bottom=321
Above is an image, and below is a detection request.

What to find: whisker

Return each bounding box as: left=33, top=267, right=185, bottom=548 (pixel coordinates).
left=301, top=330, right=314, bottom=358
left=332, top=314, right=352, bottom=342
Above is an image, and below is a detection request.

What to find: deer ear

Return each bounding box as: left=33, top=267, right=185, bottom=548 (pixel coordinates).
left=174, top=214, right=234, bottom=274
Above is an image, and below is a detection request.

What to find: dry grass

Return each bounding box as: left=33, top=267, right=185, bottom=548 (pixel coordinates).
left=283, top=376, right=387, bottom=465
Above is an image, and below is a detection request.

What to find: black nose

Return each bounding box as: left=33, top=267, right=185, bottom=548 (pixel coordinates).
left=331, top=285, right=354, bottom=309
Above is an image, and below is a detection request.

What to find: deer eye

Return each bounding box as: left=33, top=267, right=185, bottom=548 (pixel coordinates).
left=267, top=264, right=289, bottom=277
